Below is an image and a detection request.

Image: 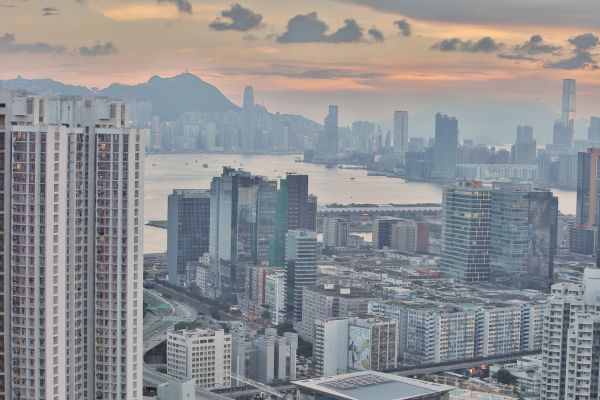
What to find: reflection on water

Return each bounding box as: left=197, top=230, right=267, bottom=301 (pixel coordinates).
left=143, top=153, right=576, bottom=253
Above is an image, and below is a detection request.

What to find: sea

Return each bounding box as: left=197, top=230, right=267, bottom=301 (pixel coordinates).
left=143, top=153, right=577, bottom=253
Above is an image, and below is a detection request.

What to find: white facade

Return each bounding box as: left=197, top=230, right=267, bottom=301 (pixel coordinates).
left=369, top=299, right=543, bottom=366
left=1, top=92, right=144, bottom=400
left=322, top=217, right=350, bottom=248
left=313, top=316, right=398, bottom=377
left=285, top=230, right=318, bottom=322
left=264, top=272, right=286, bottom=326
left=167, top=329, right=232, bottom=389
left=540, top=272, right=600, bottom=400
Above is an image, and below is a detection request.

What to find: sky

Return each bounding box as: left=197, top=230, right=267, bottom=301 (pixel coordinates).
left=1, top=0, right=600, bottom=129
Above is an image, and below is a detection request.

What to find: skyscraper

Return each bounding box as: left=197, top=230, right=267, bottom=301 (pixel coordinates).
left=393, top=111, right=408, bottom=152
left=571, top=148, right=600, bottom=255
left=432, top=113, right=459, bottom=180
left=242, top=85, right=255, bottom=151
left=511, top=125, right=537, bottom=164
left=562, top=78, right=576, bottom=134
left=323, top=105, right=339, bottom=158
left=0, top=92, right=144, bottom=399
left=209, top=167, right=276, bottom=292
left=490, top=183, right=558, bottom=291
left=588, top=117, right=600, bottom=143
left=540, top=269, right=600, bottom=400
left=553, top=79, right=576, bottom=150
left=270, top=174, right=315, bottom=267
left=441, top=181, right=491, bottom=282
left=285, top=230, right=318, bottom=322
left=167, top=189, right=211, bottom=286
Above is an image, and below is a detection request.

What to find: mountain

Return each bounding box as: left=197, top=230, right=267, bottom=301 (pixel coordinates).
left=0, top=73, right=239, bottom=121
left=101, top=73, right=238, bottom=120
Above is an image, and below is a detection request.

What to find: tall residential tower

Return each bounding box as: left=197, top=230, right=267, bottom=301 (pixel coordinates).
left=0, top=91, right=145, bottom=400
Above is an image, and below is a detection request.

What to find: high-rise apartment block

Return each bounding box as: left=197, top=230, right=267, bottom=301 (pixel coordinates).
left=285, top=230, right=318, bottom=322
left=264, top=271, right=287, bottom=326
left=322, top=217, right=350, bottom=248
left=540, top=269, right=600, bottom=400
left=0, top=91, right=145, bottom=400
left=167, top=189, right=210, bottom=285
left=441, top=181, right=491, bottom=283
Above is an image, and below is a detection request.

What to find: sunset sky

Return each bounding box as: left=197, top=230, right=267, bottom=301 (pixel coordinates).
left=1, top=0, right=599, bottom=128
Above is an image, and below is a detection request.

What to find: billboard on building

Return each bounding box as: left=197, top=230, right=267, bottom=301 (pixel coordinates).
left=348, top=326, right=371, bottom=371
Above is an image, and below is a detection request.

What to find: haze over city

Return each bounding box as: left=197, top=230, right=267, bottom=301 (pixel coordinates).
left=3, top=1, right=600, bottom=400
left=2, top=0, right=600, bottom=134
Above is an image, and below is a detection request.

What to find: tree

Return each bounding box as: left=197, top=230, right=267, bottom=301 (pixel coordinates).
left=261, top=309, right=272, bottom=321
left=493, top=368, right=517, bottom=385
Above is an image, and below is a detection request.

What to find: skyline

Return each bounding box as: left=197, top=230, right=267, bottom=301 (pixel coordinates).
left=1, top=0, right=600, bottom=125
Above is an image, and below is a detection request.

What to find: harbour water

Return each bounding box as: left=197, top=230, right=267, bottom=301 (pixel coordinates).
left=143, top=153, right=577, bottom=253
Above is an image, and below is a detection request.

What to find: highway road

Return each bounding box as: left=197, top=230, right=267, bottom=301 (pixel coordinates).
left=143, top=288, right=198, bottom=387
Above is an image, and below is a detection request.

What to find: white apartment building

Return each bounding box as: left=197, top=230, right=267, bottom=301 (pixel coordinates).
left=313, top=316, right=397, bottom=377
left=369, top=299, right=543, bottom=366
left=167, top=329, right=232, bottom=389
left=540, top=269, right=600, bottom=400
left=322, top=217, right=350, bottom=248
left=264, top=272, right=286, bottom=326
left=1, top=92, right=144, bottom=400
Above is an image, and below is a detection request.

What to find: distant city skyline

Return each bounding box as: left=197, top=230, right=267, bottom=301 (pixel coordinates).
left=1, top=0, right=600, bottom=125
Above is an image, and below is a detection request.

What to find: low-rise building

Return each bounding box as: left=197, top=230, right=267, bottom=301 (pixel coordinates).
left=167, top=329, right=232, bottom=389
left=293, top=371, right=453, bottom=400
left=314, top=315, right=398, bottom=377
left=296, top=285, right=380, bottom=344
left=231, top=328, right=298, bottom=384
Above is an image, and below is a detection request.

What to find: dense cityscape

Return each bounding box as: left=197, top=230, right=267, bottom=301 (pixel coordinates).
left=2, top=1, right=600, bottom=400
left=2, top=74, right=600, bottom=400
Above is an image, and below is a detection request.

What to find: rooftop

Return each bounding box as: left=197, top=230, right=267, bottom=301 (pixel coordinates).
left=293, top=371, right=453, bottom=400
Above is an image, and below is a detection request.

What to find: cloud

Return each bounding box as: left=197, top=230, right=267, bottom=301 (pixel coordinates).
left=431, top=36, right=503, bottom=53
left=79, top=42, right=118, bottom=57
left=0, top=33, right=65, bottom=54
left=157, top=0, right=191, bottom=14
left=336, top=0, right=600, bottom=30
left=544, top=33, right=599, bottom=70
left=209, top=4, right=263, bottom=32
left=568, top=32, right=599, bottom=51
left=393, top=19, right=411, bottom=37
left=368, top=27, right=384, bottom=42
left=247, top=65, right=384, bottom=80
left=277, top=12, right=365, bottom=44
left=512, top=34, right=562, bottom=55
left=42, top=7, right=59, bottom=16
left=497, top=53, right=537, bottom=62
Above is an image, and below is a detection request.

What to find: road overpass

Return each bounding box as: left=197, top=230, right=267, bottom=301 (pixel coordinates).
left=385, top=350, right=541, bottom=377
